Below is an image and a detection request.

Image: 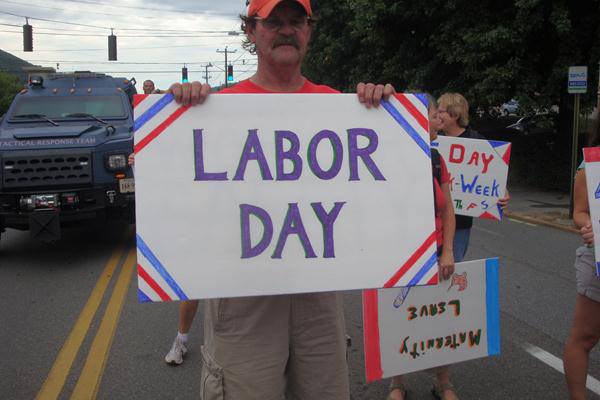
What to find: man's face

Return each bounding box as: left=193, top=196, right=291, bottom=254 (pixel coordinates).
left=428, top=106, right=441, bottom=139
left=143, top=81, right=155, bottom=94
left=248, top=1, right=312, bottom=67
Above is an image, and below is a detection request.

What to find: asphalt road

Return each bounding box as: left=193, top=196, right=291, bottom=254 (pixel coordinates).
left=1, top=217, right=599, bottom=399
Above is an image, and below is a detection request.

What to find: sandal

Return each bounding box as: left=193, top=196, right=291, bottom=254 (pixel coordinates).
left=431, top=381, right=459, bottom=400
left=387, top=382, right=409, bottom=400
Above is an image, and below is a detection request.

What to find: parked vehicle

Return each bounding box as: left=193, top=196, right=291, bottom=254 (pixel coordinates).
left=0, top=72, right=136, bottom=243
left=506, top=114, right=557, bottom=136
left=500, top=99, right=519, bottom=116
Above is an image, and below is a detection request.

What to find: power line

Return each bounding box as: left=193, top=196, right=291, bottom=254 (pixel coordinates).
left=1, top=0, right=163, bottom=20
left=0, top=10, right=243, bottom=33
left=52, top=0, right=238, bottom=17
left=20, top=59, right=257, bottom=65
left=0, top=10, right=108, bottom=29
left=0, top=69, right=256, bottom=74
left=0, top=30, right=241, bottom=38
left=3, top=43, right=245, bottom=51
left=1, top=18, right=239, bottom=34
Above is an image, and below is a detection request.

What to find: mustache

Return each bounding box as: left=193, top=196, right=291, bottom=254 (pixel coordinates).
left=273, top=36, right=299, bottom=49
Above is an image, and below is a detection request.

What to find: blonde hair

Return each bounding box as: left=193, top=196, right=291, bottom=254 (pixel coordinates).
left=438, top=93, right=469, bottom=127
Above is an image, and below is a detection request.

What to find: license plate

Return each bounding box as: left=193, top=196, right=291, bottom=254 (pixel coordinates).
left=119, top=178, right=135, bottom=193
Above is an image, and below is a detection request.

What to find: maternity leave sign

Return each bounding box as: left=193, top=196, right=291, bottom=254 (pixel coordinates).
left=363, top=258, right=500, bottom=381
left=433, top=136, right=511, bottom=220
left=583, top=147, right=600, bottom=277
left=133, top=93, right=439, bottom=301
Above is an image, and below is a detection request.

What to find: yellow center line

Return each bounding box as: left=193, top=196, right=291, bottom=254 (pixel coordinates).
left=36, top=231, right=130, bottom=400
left=71, top=247, right=137, bottom=400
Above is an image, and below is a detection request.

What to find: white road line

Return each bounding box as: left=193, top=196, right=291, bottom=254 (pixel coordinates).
left=508, top=218, right=538, bottom=227
left=523, top=342, right=600, bottom=396
left=473, top=225, right=503, bottom=237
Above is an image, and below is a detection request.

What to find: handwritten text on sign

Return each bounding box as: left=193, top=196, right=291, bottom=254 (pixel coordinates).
left=363, top=258, right=500, bottom=381
left=134, top=94, right=439, bottom=301
left=433, top=136, right=510, bottom=220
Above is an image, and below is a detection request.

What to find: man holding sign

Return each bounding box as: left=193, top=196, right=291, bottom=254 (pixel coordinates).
left=166, top=0, right=395, bottom=398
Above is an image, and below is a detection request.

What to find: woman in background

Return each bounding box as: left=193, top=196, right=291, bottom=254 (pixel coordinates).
left=388, top=95, right=457, bottom=400
left=564, top=120, right=600, bottom=400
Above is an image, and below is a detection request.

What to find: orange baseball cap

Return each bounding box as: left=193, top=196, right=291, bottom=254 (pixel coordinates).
left=247, top=0, right=312, bottom=18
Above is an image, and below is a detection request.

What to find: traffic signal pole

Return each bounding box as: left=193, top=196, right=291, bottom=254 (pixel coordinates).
left=217, top=46, right=236, bottom=88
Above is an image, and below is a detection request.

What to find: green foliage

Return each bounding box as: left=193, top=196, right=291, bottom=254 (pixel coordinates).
left=0, top=71, right=21, bottom=115
left=305, top=0, right=600, bottom=110
left=305, top=0, right=600, bottom=190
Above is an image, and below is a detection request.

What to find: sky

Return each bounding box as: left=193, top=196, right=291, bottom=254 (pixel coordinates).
left=0, top=0, right=257, bottom=92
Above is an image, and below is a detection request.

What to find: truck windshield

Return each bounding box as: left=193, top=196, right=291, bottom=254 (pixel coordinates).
left=10, top=96, right=126, bottom=120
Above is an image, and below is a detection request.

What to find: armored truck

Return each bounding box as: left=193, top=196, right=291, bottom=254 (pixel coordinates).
left=0, top=72, right=136, bottom=242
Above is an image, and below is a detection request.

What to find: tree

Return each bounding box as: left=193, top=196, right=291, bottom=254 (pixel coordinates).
left=0, top=71, right=22, bottom=116
left=306, top=0, right=600, bottom=108
left=305, top=0, right=600, bottom=189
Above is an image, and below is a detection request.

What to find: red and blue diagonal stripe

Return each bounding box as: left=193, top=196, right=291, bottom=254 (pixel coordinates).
left=136, top=234, right=188, bottom=302
left=133, top=94, right=190, bottom=154
left=384, top=231, right=438, bottom=288
left=381, top=94, right=431, bottom=159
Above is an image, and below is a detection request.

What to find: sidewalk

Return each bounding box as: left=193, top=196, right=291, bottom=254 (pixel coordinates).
left=503, top=185, right=578, bottom=234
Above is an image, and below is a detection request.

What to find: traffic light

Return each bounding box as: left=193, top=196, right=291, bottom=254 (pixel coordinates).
left=182, top=67, right=188, bottom=83
left=23, top=22, right=32, bottom=52
left=227, top=65, right=233, bottom=82
left=108, top=31, right=117, bottom=61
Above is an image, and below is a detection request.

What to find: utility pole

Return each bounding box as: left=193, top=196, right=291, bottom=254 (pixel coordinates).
left=216, top=46, right=237, bottom=88
left=203, top=62, right=212, bottom=85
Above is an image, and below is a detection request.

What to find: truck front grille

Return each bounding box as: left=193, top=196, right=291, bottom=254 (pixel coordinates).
left=2, top=149, right=92, bottom=189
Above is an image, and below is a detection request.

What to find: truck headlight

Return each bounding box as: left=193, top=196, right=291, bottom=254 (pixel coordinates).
left=106, top=154, right=127, bottom=171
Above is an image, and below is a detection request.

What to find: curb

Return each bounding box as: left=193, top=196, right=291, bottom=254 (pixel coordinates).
left=504, top=211, right=579, bottom=234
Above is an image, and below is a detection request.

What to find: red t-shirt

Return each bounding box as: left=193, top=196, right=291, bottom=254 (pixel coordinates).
left=218, top=78, right=339, bottom=94
left=434, top=156, right=451, bottom=247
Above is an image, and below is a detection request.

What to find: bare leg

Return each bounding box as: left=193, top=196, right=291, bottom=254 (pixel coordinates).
left=388, top=375, right=406, bottom=400
left=564, top=294, right=600, bottom=400
left=178, top=300, right=200, bottom=333
left=434, top=366, right=459, bottom=400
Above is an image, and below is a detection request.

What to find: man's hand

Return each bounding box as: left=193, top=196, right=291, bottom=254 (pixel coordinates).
left=128, top=153, right=135, bottom=167
left=169, top=81, right=211, bottom=106
left=438, top=250, right=455, bottom=280
left=581, top=223, right=594, bottom=245
left=356, top=83, right=395, bottom=108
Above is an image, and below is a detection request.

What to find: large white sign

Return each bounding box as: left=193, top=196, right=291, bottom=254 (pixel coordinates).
left=433, top=136, right=511, bottom=221
left=363, top=258, right=500, bottom=381
left=583, top=147, right=600, bottom=277
left=133, top=93, right=440, bottom=301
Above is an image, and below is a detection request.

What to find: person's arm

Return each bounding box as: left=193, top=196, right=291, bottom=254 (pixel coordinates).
left=439, top=181, right=456, bottom=280
left=573, top=169, right=593, bottom=245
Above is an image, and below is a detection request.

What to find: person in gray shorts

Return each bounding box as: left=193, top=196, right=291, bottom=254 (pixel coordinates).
left=564, top=123, right=600, bottom=400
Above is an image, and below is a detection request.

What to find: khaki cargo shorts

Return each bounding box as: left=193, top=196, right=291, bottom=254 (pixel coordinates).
left=200, top=292, right=349, bottom=400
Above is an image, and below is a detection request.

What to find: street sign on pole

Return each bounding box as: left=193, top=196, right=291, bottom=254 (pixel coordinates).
left=568, top=66, right=588, bottom=94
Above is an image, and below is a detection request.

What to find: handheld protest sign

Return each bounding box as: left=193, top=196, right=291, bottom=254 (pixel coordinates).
left=433, top=136, right=510, bottom=220
left=133, top=93, right=438, bottom=301
left=363, top=258, right=500, bottom=382
left=583, top=147, right=600, bottom=277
